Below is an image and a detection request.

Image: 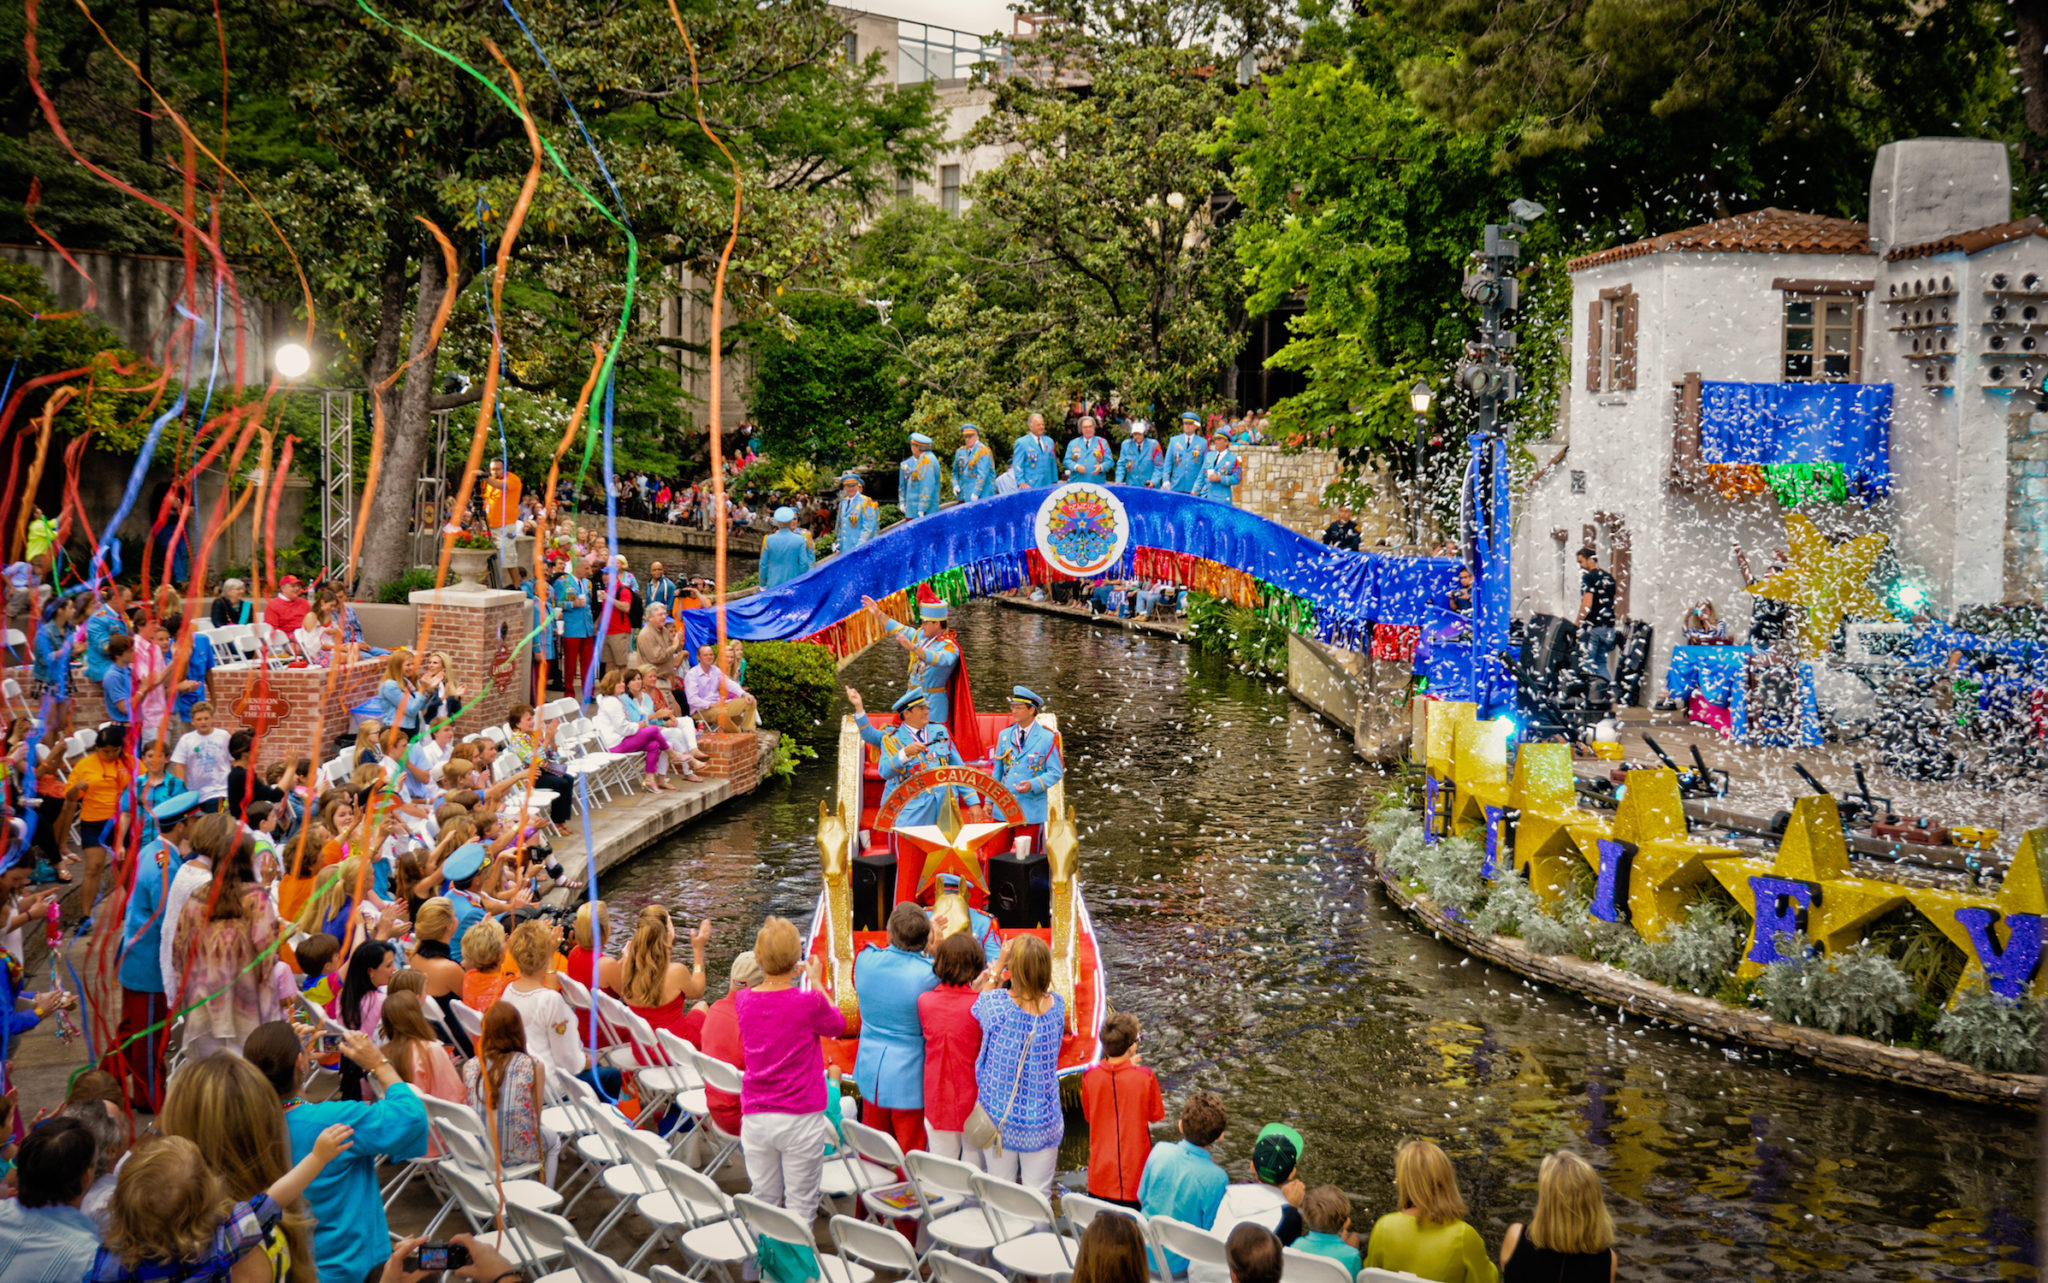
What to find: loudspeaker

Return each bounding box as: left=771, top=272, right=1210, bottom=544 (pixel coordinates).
left=985, top=853, right=1051, bottom=930
left=1524, top=614, right=1575, bottom=692
left=1615, top=621, right=1653, bottom=707
left=851, top=850, right=897, bottom=932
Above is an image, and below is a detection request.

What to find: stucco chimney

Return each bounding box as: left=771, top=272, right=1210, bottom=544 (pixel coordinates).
left=1867, top=137, right=2011, bottom=256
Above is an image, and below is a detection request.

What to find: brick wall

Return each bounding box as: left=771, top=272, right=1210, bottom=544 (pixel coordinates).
left=2008, top=408, right=2048, bottom=602
left=698, top=731, right=761, bottom=788
left=209, top=657, right=385, bottom=768
left=1235, top=446, right=1408, bottom=543
left=410, top=586, right=533, bottom=737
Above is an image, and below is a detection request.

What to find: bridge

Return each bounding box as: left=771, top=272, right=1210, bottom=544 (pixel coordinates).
left=678, top=445, right=1516, bottom=713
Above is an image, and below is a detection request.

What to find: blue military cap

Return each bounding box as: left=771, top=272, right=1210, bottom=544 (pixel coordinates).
left=442, top=841, right=488, bottom=882
left=960, top=423, right=979, bottom=434
left=840, top=472, right=863, bottom=486
left=1008, top=685, right=1044, bottom=708
left=151, top=790, right=204, bottom=824
left=1180, top=410, right=1202, bottom=423
left=773, top=506, right=796, bottom=524
left=939, top=872, right=966, bottom=892
left=892, top=691, right=929, bottom=713
left=910, top=431, right=934, bottom=445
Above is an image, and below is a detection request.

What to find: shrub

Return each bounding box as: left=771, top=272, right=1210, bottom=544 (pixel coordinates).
left=763, top=732, right=818, bottom=783
left=1935, top=986, right=2045, bottom=1073
left=1184, top=591, right=1288, bottom=677
left=1631, top=900, right=1747, bottom=996
left=742, top=641, right=838, bottom=751
left=1752, top=934, right=1917, bottom=1039
left=377, top=567, right=440, bottom=603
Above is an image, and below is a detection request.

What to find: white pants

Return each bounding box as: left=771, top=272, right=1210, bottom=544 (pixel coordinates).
left=742, top=1111, right=834, bottom=1230
left=982, top=1143, right=1058, bottom=1198
left=926, top=1129, right=984, bottom=1170
left=657, top=719, right=700, bottom=762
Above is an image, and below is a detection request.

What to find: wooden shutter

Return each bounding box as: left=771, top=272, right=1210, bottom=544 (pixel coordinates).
left=1586, top=301, right=1604, bottom=392
left=1615, top=290, right=1638, bottom=391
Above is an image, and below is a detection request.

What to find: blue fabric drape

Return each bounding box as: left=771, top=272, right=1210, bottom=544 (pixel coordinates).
left=1698, top=381, right=1893, bottom=498
left=680, top=486, right=1461, bottom=652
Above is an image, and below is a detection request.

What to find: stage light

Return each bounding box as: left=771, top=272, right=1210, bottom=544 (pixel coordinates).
left=273, top=342, right=312, bottom=380
left=1895, top=584, right=1926, bottom=612
left=1409, top=381, right=1433, bottom=415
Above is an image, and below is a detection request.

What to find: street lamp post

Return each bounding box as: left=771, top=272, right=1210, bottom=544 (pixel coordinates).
left=1409, top=380, right=1433, bottom=547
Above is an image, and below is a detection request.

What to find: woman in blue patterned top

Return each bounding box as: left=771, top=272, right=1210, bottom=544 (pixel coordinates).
left=972, top=933, right=1066, bottom=1195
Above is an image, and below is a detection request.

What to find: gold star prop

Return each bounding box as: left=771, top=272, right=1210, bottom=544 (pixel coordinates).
left=1511, top=745, right=1598, bottom=902
left=1598, top=770, right=1742, bottom=943
left=1748, top=514, right=1893, bottom=659
left=1906, top=826, right=2048, bottom=1001
left=897, top=787, right=1008, bottom=896
left=1710, top=794, right=1907, bottom=977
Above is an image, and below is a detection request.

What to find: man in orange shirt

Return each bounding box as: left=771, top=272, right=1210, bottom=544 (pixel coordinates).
left=485, top=458, right=524, bottom=587
left=59, top=725, right=134, bottom=930
left=1081, top=1010, right=1165, bottom=1208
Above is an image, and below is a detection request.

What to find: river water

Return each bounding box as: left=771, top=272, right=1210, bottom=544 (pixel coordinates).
left=595, top=602, right=2037, bottom=1281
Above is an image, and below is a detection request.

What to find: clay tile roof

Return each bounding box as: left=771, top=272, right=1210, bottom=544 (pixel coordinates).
left=1884, top=215, right=2048, bottom=261
left=1567, top=208, right=1872, bottom=273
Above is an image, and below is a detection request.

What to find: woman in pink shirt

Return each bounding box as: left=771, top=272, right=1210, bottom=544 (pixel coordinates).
left=734, top=917, right=858, bottom=1231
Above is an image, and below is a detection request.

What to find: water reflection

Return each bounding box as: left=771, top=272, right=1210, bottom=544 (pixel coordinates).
left=597, top=603, right=2037, bottom=1281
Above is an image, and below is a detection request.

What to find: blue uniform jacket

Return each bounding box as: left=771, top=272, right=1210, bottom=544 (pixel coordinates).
left=1011, top=434, right=1061, bottom=488
left=1164, top=432, right=1207, bottom=493
left=879, top=722, right=971, bottom=828
left=885, top=620, right=960, bottom=725
left=851, top=945, right=939, bottom=1109
left=1064, top=436, right=1112, bottom=483
left=1116, top=437, right=1165, bottom=487
left=837, top=495, right=879, bottom=553
left=991, top=721, right=1063, bottom=825
left=900, top=452, right=942, bottom=519
left=1195, top=448, right=1242, bottom=503
left=118, top=837, right=181, bottom=993
left=758, top=529, right=815, bottom=588
left=83, top=605, right=127, bottom=683
left=173, top=633, right=217, bottom=721
left=554, top=575, right=594, bottom=638
left=953, top=444, right=996, bottom=502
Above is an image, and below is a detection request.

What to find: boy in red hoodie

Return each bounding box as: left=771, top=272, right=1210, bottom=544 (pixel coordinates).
left=1082, top=1011, right=1165, bottom=1207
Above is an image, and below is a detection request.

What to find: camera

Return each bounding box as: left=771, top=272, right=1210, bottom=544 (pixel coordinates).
left=404, top=1243, right=471, bottom=1272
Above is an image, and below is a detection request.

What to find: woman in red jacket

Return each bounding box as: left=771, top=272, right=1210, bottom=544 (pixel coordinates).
left=917, top=931, right=986, bottom=1164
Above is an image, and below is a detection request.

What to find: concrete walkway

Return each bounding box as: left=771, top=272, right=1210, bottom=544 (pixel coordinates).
left=994, top=593, right=1189, bottom=640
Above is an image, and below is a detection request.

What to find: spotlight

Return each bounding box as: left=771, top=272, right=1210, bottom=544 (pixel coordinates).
left=273, top=342, right=312, bottom=380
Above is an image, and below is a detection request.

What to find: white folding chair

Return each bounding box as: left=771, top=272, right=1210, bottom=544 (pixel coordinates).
left=501, top=1204, right=580, bottom=1279
left=927, top=1251, right=1007, bottom=1283
left=640, top=1160, right=752, bottom=1278
left=1151, top=1217, right=1231, bottom=1281
left=971, top=1172, right=1073, bottom=1278
left=581, top=1110, right=672, bottom=1251
left=681, top=1047, right=744, bottom=1175
left=829, top=1215, right=922, bottom=1280
left=733, top=1194, right=875, bottom=1283
left=322, top=757, right=355, bottom=789
left=906, top=1152, right=1026, bottom=1258
left=554, top=1236, right=653, bottom=1283
left=450, top=999, right=486, bottom=1043
left=1061, top=1195, right=1171, bottom=1282
left=430, top=1145, right=565, bottom=1239
left=836, top=1119, right=952, bottom=1227
left=1281, top=1250, right=1354, bottom=1283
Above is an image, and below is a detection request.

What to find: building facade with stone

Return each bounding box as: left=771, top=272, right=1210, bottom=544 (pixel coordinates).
left=1519, top=137, right=2043, bottom=692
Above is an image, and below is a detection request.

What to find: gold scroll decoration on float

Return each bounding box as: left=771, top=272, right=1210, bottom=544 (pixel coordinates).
left=1044, top=720, right=1078, bottom=1033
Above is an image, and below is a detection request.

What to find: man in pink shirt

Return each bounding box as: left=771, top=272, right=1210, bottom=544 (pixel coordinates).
left=684, top=643, right=757, bottom=731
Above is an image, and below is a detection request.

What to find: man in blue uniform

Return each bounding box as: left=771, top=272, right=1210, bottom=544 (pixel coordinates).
left=1195, top=430, right=1243, bottom=504
left=851, top=901, right=939, bottom=1151
left=990, top=685, right=1063, bottom=826
left=929, top=872, right=1001, bottom=966
left=115, top=790, right=201, bottom=1109
left=757, top=507, right=814, bottom=588
left=1064, top=415, right=1113, bottom=484
left=1164, top=410, right=1207, bottom=494
left=900, top=432, right=942, bottom=519
left=836, top=472, right=880, bottom=554
left=863, top=588, right=959, bottom=724
left=1012, top=412, right=1060, bottom=488
left=877, top=691, right=972, bottom=828
left=1116, top=422, right=1165, bottom=488
left=952, top=425, right=996, bottom=503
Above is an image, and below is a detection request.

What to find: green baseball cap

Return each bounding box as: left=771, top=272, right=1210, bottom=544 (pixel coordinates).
left=1252, top=1122, right=1304, bottom=1183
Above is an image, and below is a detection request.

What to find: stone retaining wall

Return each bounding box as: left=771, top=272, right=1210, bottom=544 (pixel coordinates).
left=1373, top=857, right=2043, bottom=1110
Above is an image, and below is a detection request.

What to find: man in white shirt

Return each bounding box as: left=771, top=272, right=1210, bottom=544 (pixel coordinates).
left=170, top=701, right=235, bottom=807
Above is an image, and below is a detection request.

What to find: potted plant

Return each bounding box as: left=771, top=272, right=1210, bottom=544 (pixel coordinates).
left=445, top=527, right=497, bottom=587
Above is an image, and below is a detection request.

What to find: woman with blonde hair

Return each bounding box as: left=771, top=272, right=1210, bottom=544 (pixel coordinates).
left=1363, top=1140, right=1497, bottom=1282
left=566, top=899, right=614, bottom=991
left=735, top=916, right=853, bottom=1237
left=460, top=919, right=513, bottom=1011
left=1500, top=1151, right=1616, bottom=1282
left=615, top=903, right=711, bottom=1035
left=374, top=650, right=425, bottom=734
left=409, top=897, right=470, bottom=1053
left=158, top=1053, right=319, bottom=1283
left=970, top=933, right=1064, bottom=1195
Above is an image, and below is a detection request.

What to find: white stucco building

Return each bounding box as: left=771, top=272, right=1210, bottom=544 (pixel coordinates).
left=1518, top=137, right=2047, bottom=693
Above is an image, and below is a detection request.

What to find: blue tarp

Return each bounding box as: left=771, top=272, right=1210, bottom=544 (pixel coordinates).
left=680, top=485, right=1462, bottom=652
left=1698, top=381, right=1893, bottom=498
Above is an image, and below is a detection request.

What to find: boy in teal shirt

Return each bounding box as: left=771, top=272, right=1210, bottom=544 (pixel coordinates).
left=1295, top=1185, right=1364, bottom=1276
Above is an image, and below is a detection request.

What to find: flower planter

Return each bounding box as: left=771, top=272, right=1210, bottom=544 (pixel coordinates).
left=446, top=547, right=495, bottom=587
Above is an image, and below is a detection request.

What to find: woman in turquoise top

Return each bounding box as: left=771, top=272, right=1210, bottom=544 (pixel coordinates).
left=245, top=1022, right=429, bottom=1283
left=553, top=566, right=595, bottom=698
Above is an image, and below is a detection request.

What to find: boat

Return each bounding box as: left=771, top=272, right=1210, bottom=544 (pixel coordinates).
left=806, top=691, right=1107, bottom=1082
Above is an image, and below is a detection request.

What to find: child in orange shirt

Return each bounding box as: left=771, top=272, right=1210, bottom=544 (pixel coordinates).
left=1081, top=1011, right=1164, bottom=1207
